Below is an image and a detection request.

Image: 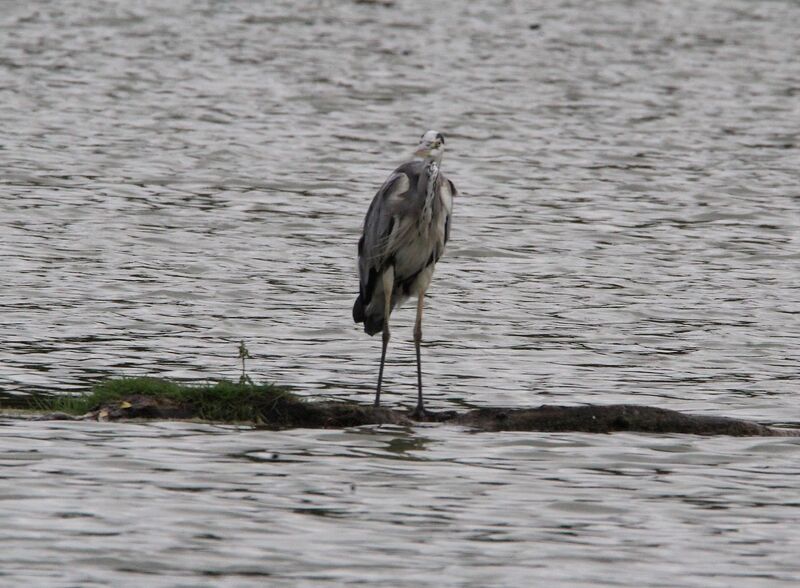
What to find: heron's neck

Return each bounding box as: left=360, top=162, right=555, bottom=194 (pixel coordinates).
left=422, top=160, right=440, bottom=224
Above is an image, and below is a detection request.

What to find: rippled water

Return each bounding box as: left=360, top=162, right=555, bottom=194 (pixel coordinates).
left=2, top=421, right=799, bottom=587
left=1, top=0, right=799, bottom=585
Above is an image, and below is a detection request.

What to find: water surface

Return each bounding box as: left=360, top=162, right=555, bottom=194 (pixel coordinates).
left=1, top=0, right=799, bottom=585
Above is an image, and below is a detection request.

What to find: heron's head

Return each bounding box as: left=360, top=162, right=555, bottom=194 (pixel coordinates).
left=414, top=130, right=445, bottom=162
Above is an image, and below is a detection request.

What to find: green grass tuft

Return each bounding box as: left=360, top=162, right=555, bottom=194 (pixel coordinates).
left=41, top=377, right=296, bottom=423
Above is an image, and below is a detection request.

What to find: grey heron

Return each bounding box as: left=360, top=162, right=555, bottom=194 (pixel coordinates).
left=353, top=130, right=456, bottom=417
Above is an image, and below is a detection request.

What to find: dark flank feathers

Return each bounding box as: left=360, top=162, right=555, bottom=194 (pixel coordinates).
left=353, top=294, right=384, bottom=336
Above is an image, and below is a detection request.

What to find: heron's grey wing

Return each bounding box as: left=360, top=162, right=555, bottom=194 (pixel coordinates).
left=357, top=171, right=412, bottom=302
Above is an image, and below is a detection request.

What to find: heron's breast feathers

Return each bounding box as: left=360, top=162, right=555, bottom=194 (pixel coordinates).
left=360, top=166, right=454, bottom=272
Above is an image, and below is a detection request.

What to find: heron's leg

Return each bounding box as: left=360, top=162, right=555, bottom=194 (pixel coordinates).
left=375, top=267, right=394, bottom=407
left=412, top=291, right=427, bottom=417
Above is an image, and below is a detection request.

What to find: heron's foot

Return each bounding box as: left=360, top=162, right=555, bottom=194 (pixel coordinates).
left=409, top=404, right=430, bottom=420
left=408, top=406, right=459, bottom=422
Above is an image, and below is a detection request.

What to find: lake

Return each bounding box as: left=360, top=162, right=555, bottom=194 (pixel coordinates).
left=1, top=0, right=799, bottom=585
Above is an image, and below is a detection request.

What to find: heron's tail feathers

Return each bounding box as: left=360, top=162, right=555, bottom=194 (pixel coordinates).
left=353, top=294, right=384, bottom=336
